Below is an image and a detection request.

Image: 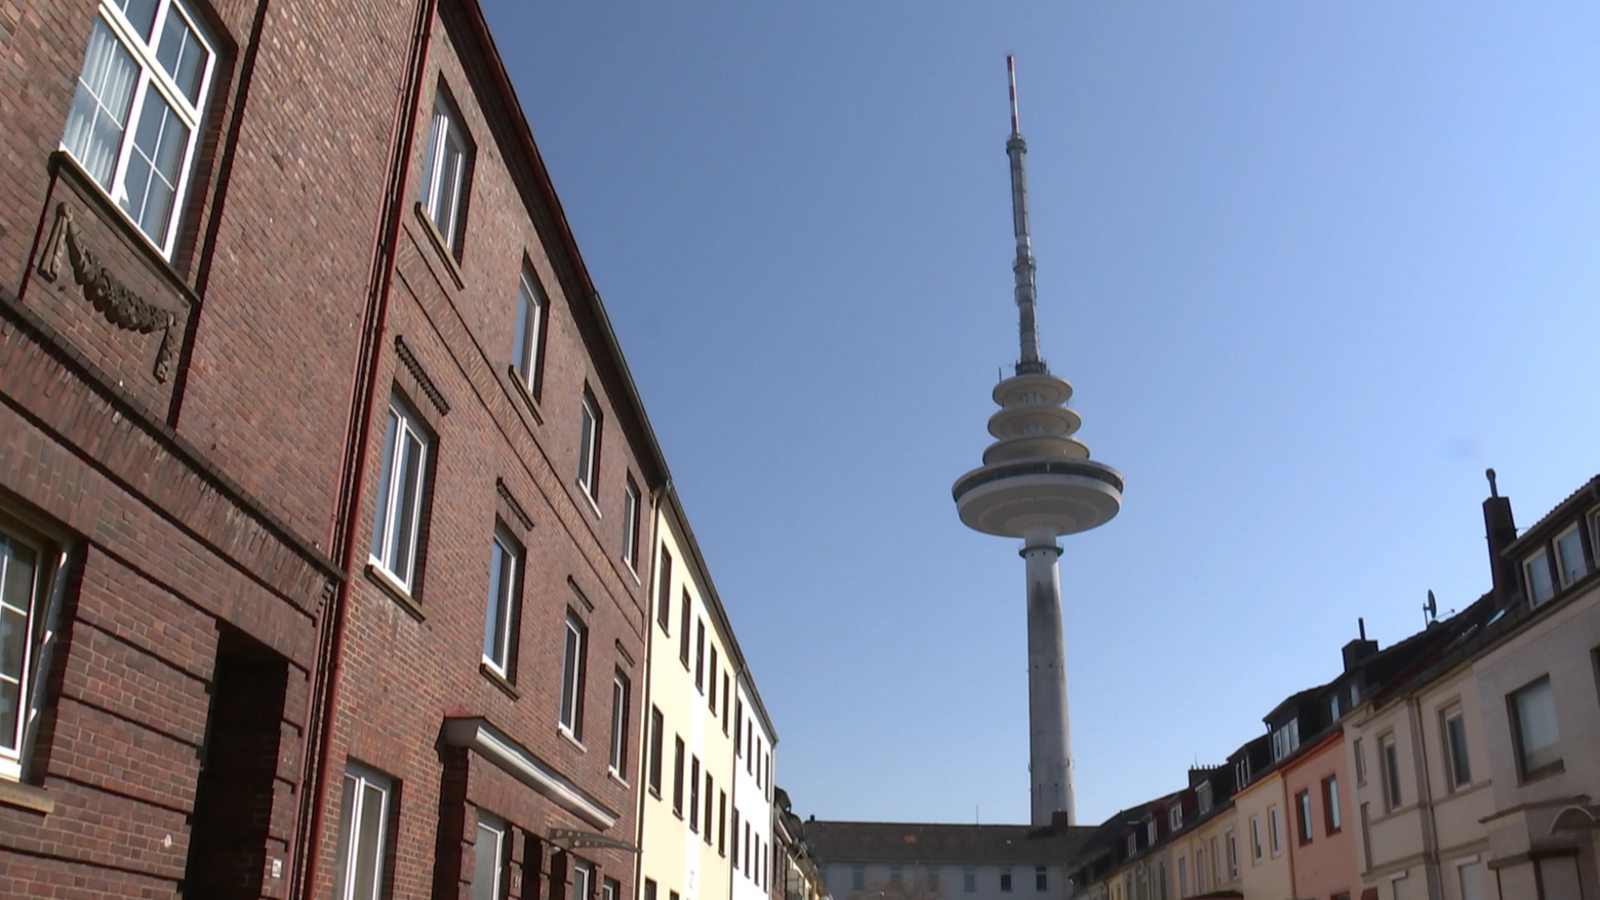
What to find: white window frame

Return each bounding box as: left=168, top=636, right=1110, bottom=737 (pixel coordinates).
left=419, top=91, right=469, bottom=253
left=1225, top=828, right=1238, bottom=878
left=512, top=265, right=549, bottom=398
left=1554, top=524, right=1586, bottom=588
left=1442, top=705, right=1471, bottom=789
left=369, top=394, right=431, bottom=594
left=577, top=389, right=601, bottom=501
left=62, top=0, right=217, bottom=256
left=1268, top=805, right=1282, bottom=856
left=0, top=524, right=70, bottom=782
left=621, top=477, right=640, bottom=570
left=602, top=878, right=619, bottom=900
left=1524, top=547, right=1555, bottom=606
left=472, top=813, right=506, bottom=900
left=482, top=525, right=520, bottom=678
left=333, top=763, right=393, bottom=900
left=572, top=859, right=594, bottom=900
left=1249, top=815, right=1262, bottom=862
left=609, top=669, right=630, bottom=778
left=1381, top=732, right=1403, bottom=811
left=1323, top=774, right=1342, bottom=833
left=1296, top=790, right=1313, bottom=844
left=1510, top=675, right=1561, bottom=780
left=559, top=611, right=587, bottom=739
left=1168, top=805, right=1182, bottom=830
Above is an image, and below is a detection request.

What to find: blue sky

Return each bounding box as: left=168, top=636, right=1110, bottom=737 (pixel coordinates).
left=480, top=1, right=1600, bottom=827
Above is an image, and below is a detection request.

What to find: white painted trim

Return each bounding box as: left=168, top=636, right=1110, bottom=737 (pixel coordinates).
left=443, top=717, right=617, bottom=829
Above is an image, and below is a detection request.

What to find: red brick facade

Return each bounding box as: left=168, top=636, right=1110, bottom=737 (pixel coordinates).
left=0, top=0, right=667, bottom=896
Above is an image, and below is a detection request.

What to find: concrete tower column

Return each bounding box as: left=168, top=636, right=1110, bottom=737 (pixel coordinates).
left=1023, top=527, right=1072, bottom=825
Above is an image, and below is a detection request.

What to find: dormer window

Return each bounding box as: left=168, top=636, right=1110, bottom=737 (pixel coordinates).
left=1554, top=524, right=1586, bottom=588
left=1169, top=805, right=1183, bottom=830
left=1271, top=719, right=1300, bottom=762
left=1126, top=833, right=1137, bottom=857
left=1524, top=547, right=1555, bottom=606
left=1146, top=820, right=1157, bottom=844
left=1197, top=782, right=1213, bottom=814
left=1330, top=692, right=1341, bottom=721
left=1234, top=758, right=1251, bottom=788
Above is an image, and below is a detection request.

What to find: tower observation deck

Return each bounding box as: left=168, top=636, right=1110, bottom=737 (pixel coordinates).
left=950, top=57, right=1123, bottom=828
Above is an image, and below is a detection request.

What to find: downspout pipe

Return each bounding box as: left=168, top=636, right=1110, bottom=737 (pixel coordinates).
left=290, top=0, right=438, bottom=894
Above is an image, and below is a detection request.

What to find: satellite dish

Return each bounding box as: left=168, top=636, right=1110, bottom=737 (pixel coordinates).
left=1424, top=590, right=1438, bottom=624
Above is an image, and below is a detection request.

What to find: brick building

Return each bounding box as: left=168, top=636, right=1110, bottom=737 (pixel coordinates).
left=0, top=0, right=672, bottom=896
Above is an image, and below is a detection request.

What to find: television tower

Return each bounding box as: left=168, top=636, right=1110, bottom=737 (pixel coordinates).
left=951, top=57, right=1123, bottom=828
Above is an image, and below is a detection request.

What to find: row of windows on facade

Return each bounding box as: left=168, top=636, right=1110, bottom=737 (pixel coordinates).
left=643, top=705, right=774, bottom=887
left=654, top=547, right=775, bottom=799
left=334, top=762, right=621, bottom=900
left=368, top=391, right=635, bottom=775
left=832, top=865, right=1052, bottom=893
left=1521, top=508, right=1600, bottom=607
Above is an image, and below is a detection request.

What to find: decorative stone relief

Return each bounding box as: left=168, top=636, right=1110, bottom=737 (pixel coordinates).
left=37, top=203, right=179, bottom=382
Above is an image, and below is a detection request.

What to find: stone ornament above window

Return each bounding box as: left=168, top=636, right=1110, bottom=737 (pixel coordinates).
left=37, top=203, right=178, bottom=382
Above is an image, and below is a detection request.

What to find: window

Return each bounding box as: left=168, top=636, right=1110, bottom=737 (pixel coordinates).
left=1000, top=870, right=1013, bottom=893
left=472, top=814, right=506, bottom=900
left=608, top=670, right=630, bottom=777
left=511, top=266, right=549, bottom=398
left=1, top=524, right=65, bottom=781
left=890, top=865, right=903, bottom=885
left=671, top=736, right=685, bottom=816
left=577, top=390, right=602, bottom=501
left=1353, top=737, right=1366, bottom=784
left=1322, top=775, right=1341, bottom=833
left=1381, top=733, right=1402, bottom=811
left=621, top=478, right=640, bottom=569
left=1146, top=820, right=1157, bottom=845
left=1035, top=866, right=1047, bottom=891
left=1555, top=525, right=1586, bottom=588
left=1268, top=805, right=1281, bottom=856
left=1126, top=833, right=1137, bottom=857
left=1233, top=757, right=1250, bottom=790
left=1209, top=837, right=1219, bottom=886
left=573, top=860, right=593, bottom=900
left=62, top=0, right=216, bottom=255
left=1176, top=857, right=1187, bottom=897
left=656, top=549, right=672, bottom=632
left=1225, top=828, right=1238, bottom=878
left=1295, top=790, right=1313, bottom=844
left=732, top=809, right=741, bottom=867
left=1272, top=718, right=1300, bottom=761
left=482, top=526, right=521, bottom=678
left=419, top=91, right=469, bottom=253
left=694, top=619, right=706, bottom=692
left=852, top=864, right=865, bottom=890
left=1524, top=547, right=1555, bottom=606
left=559, top=612, right=587, bottom=739
left=644, top=879, right=657, bottom=900
left=679, top=590, right=691, bottom=666
left=689, top=756, right=700, bottom=831
left=928, top=867, right=941, bottom=891
left=709, top=646, right=719, bottom=711
left=1442, top=706, right=1471, bottom=789
left=963, top=866, right=976, bottom=893
left=1249, top=814, right=1262, bottom=861
left=1510, top=675, right=1561, bottom=779
left=1196, top=848, right=1206, bottom=890
left=603, top=879, right=619, bottom=900
left=647, top=707, right=663, bottom=795
left=1197, top=782, right=1212, bottom=814
left=369, top=394, right=432, bottom=593
left=1168, top=804, right=1183, bottom=830
left=703, top=772, right=713, bottom=844
left=734, top=699, right=744, bottom=754
left=333, top=764, right=393, bottom=900
left=718, top=790, right=727, bottom=855
left=722, top=673, right=730, bottom=732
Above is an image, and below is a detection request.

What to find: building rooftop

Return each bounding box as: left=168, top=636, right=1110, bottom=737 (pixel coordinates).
left=806, top=821, right=1094, bottom=867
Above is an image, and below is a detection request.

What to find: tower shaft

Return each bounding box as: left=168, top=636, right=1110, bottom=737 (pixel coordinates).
left=1024, top=530, right=1073, bottom=826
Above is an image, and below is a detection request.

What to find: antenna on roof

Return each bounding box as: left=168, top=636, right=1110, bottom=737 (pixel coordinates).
left=1424, top=590, right=1438, bottom=625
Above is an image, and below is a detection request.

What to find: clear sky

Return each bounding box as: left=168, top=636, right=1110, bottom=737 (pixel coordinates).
left=479, top=1, right=1600, bottom=827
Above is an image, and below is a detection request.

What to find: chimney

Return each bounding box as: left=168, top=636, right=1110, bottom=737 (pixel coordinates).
left=1050, top=810, right=1070, bottom=830
left=1342, top=617, right=1379, bottom=672
left=1483, top=468, right=1519, bottom=602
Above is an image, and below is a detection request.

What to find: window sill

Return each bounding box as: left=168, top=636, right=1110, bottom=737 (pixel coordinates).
left=1518, top=759, right=1566, bottom=785
left=577, top=482, right=603, bottom=518
left=607, top=769, right=629, bottom=789
left=558, top=726, right=586, bottom=753
left=0, top=779, right=54, bottom=815
left=413, top=202, right=464, bottom=290
left=648, top=786, right=661, bottom=800
left=480, top=661, right=519, bottom=699
left=507, top=365, right=544, bottom=425
left=366, top=562, right=424, bottom=621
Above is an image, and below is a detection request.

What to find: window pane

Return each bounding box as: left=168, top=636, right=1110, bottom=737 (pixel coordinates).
left=484, top=534, right=514, bottom=668
left=1515, top=679, right=1560, bottom=772
left=332, top=774, right=358, bottom=898
left=353, top=780, right=386, bottom=899
left=369, top=410, right=399, bottom=560
left=1526, top=550, right=1554, bottom=605
left=389, top=427, right=425, bottom=585
left=63, top=20, right=139, bottom=186
left=577, top=402, right=596, bottom=488
left=1446, top=714, right=1470, bottom=786
left=472, top=820, right=503, bottom=900
left=1556, top=528, right=1585, bottom=586
left=155, top=8, right=207, bottom=105
left=121, top=87, right=188, bottom=242
left=116, top=0, right=159, bottom=39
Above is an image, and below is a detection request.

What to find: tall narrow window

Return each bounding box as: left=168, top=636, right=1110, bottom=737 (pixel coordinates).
left=602, top=879, right=619, bottom=900
left=1555, top=525, right=1586, bottom=588
left=1226, top=829, right=1238, bottom=878
left=512, top=266, right=548, bottom=398
left=656, top=548, right=673, bottom=633
left=694, top=619, right=706, bottom=692
left=1295, top=790, right=1313, bottom=844
left=482, top=525, right=520, bottom=678
left=1353, top=737, right=1367, bottom=784
left=678, top=589, right=691, bottom=665
left=577, top=390, right=602, bottom=501
left=1442, top=706, right=1471, bottom=789
left=1524, top=547, right=1555, bottom=606
left=1510, top=676, right=1561, bottom=779
left=572, top=860, right=593, bottom=900
left=1, top=525, right=61, bottom=781
left=62, top=0, right=216, bottom=255
left=718, top=790, right=728, bottom=855
left=1035, top=867, right=1047, bottom=891
left=735, top=699, right=744, bottom=754
left=647, top=706, right=663, bottom=795
left=609, top=670, right=630, bottom=777
left=1249, top=815, right=1262, bottom=861
left=732, top=809, right=741, bottom=868
left=621, top=477, right=640, bottom=569
left=1322, top=774, right=1342, bottom=833
left=419, top=91, right=469, bottom=253
left=332, top=764, right=393, bottom=900
left=1381, top=733, right=1402, bottom=810
left=703, top=772, right=714, bottom=845
left=1268, top=806, right=1281, bottom=855
left=472, top=814, right=506, bottom=900
left=559, top=612, right=587, bottom=739
left=689, top=756, right=701, bottom=832
left=709, top=646, right=719, bottom=711
left=369, top=394, right=432, bottom=594
left=672, top=736, right=685, bottom=816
